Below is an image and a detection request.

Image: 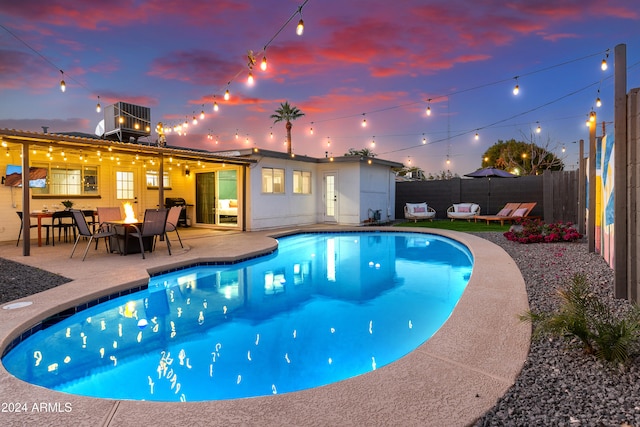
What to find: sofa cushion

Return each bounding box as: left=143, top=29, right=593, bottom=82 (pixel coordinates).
left=457, top=205, right=471, bottom=213
left=497, top=208, right=512, bottom=216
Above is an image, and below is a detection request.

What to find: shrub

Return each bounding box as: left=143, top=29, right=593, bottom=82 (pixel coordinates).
left=520, top=274, right=640, bottom=364
left=504, top=218, right=582, bottom=244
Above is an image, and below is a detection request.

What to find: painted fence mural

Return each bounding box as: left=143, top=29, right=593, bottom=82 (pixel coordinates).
left=595, top=134, right=615, bottom=267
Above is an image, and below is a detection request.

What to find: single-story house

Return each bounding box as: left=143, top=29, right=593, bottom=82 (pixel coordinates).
left=0, top=129, right=402, bottom=254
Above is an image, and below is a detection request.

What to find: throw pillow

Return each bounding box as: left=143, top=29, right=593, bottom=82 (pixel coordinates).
left=497, top=208, right=511, bottom=216
left=458, top=206, right=471, bottom=213
left=414, top=207, right=426, bottom=213
left=512, top=208, right=527, bottom=217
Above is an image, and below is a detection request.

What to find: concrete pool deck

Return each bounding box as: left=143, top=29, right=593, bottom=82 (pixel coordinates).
left=0, top=226, right=530, bottom=426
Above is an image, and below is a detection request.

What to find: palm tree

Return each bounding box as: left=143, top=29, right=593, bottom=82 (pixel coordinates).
left=270, top=101, right=305, bottom=154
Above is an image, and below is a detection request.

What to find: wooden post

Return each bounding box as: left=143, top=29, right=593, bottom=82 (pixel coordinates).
left=21, top=141, right=31, bottom=256
left=577, top=139, right=585, bottom=235
left=588, top=115, right=596, bottom=253
left=614, top=43, right=627, bottom=299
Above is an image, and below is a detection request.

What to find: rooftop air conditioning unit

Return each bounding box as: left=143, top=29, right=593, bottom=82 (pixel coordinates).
left=104, top=102, right=151, bottom=142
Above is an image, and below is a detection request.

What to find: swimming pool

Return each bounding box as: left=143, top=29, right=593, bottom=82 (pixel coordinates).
left=2, top=231, right=473, bottom=402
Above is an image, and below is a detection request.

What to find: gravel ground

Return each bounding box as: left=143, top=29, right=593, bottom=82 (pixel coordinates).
left=1, top=233, right=639, bottom=426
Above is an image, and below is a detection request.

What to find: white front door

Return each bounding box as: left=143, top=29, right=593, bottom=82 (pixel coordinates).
left=323, top=172, right=337, bottom=223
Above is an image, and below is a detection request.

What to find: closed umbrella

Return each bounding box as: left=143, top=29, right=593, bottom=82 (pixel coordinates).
left=464, top=167, right=517, bottom=213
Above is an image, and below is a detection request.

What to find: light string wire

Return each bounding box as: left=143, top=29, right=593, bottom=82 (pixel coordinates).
left=377, top=78, right=605, bottom=156
left=0, top=16, right=632, bottom=154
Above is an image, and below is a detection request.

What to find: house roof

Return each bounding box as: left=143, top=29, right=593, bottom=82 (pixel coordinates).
left=0, top=129, right=254, bottom=166
left=223, top=148, right=403, bottom=168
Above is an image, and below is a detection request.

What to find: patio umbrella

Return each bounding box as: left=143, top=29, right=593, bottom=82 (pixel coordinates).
left=464, top=167, right=517, bottom=213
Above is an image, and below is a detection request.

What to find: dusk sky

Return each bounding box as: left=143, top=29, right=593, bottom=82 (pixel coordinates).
left=1, top=0, right=639, bottom=175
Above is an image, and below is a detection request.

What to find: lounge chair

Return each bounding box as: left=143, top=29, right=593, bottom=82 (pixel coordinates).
left=474, top=202, right=537, bottom=225
left=446, top=203, right=480, bottom=221
left=69, top=209, right=117, bottom=261
left=404, top=202, right=436, bottom=222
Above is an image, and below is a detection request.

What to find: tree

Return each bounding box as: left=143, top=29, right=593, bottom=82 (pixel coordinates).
left=270, top=101, right=305, bottom=154
left=481, top=138, right=564, bottom=175
left=345, top=148, right=377, bottom=157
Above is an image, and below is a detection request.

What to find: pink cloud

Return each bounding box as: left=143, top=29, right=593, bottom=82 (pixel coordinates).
left=147, top=50, right=240, bottom=86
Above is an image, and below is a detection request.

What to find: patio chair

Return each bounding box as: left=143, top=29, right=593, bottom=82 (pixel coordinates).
left=51, top=210, right=76, bottom=246
left=446, top=203, right=480, bottom=221
left=473, top=202, right=523, bottom=225
left=165, top=206, right=184, bottom=248
left=129, top=208, right=171, bottom=259
left=16, top=211, right=50, bottom=246
left=69, top=209, right=117, bottom=261
left=404, top=202, right=436, bottom=222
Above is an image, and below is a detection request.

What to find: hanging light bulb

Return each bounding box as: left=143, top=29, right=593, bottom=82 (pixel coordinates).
left=96, top=96, right=101, bottom=113
left=474, top=132, right=479, bottom=140
left=200, top=107, right=205, bottom=120
left=224, top=88, right=230, bottom=101
left=562, top=146, right=566, bottom=153
left=213, top=101, right=219, bottom=112
left=310, top=127, right=314, bottom=135
left=247, top=71, right=254, bottom=85
left=371, top=137, right=375, bottom=148
left=327, top=137, right=331, bottom=147
left=426, top=99, right=432, bottom=116
left=361, top=114, right=367, bottom=127
left=193, top=115, right=198, bottom=125
left=296, top=18, right=304, bottom=36
left=422, top=134, right=427, bottom=144
left=446, top=157, right=451, bottom=165
left=589, top=111, right=596, bottom=122
left=260, top=56, right=267, bottom=71
left=235, top=130, right=239, bottom=139
left=536, top=122, right=541, bottom=133
left=596, top=97, right=602, bottom=107
left=60, top=70, right=66, bottom=92
left=512, top=77, right=519, bottom=95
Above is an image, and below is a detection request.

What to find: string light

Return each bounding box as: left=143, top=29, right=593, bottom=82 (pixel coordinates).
left=296, top=6, right=304, bottom=36
left=426, top=99, right=432, bottom=116
left=361, top=114, right=367, bottom=127
left=213, top=100, right=219, bottom=112
left=474, top=132, right=479, bottom=140
left=200, top=106, right=205, bottom=120
left=59, top=70, right=66, bottom=92
left=371, top=136, right=375, bottom=148
left=260, top=56, right=267, bottom=71
left=224, top=88, right=230, bottom=101
left=512, top=77, right=519, bottom=95
left=596, top=97, right=602, bottom=107
left=96, top=96, right=101, bottom=113
left=601, top=50, right=609, bottom=71
left=536, top=121, right=541, bottom=133
left=422, top=134, right=426, bottom=144
left=247, top=71, right=254, bottom=85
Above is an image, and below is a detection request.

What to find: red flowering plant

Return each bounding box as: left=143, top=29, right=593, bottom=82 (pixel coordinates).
left=504, top=218, right=582, bottom=244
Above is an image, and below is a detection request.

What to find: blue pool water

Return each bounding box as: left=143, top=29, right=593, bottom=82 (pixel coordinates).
left=2, top=232, right=473, bottom=402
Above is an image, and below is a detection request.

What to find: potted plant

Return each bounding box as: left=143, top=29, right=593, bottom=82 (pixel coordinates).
left=61, top=200, right=74, bottom=210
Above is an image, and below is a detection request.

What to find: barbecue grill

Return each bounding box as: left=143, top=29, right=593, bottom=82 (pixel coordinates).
left=164, top=197, right=188, bottom=227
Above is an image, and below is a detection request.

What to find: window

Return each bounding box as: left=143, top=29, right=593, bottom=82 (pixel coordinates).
left=31, top=164, right=99, bottom=196
left=146, top=171, right=171, bottom=188
left=261, top=168, right=285, bottom=193
left=293, top=170, right=311, bottom=194
left=116, top=171, right=134, bottom=199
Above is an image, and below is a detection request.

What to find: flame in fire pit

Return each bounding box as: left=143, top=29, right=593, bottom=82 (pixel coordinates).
left=123, top=202, right=138, bottom=223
